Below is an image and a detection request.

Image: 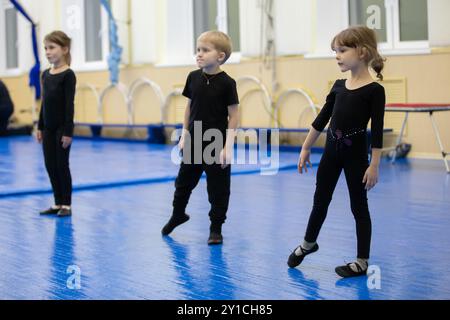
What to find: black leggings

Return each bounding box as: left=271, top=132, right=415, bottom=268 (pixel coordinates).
left=172, top=162, right=231, bottom=227
left=304, top=132, right=372, bottom=259
left=43, top=129, right=72, bottom=206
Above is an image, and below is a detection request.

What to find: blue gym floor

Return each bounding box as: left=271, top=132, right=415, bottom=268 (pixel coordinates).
left=1, top=136, right=449, bottom=300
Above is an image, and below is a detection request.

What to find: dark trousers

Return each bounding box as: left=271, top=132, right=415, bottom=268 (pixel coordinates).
left=173, top=162, right=231, bottom=228
left=304, top=133, right=372, bottom=259
left=43, top=129, right=72, bottom=206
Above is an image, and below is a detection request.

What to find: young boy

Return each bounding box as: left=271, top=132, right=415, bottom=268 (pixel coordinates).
left=162, top=31, right=239, bottom=245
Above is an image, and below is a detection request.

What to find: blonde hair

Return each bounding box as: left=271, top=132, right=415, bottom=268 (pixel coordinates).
left=198, top=31, right=233, bottom=64
left=44, top=31, right=72, bottom=66
left=331, top=26, right=385, bottom=81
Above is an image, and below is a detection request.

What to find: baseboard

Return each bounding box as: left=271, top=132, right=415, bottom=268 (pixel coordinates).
left=408, top=152, right=446, bottom=160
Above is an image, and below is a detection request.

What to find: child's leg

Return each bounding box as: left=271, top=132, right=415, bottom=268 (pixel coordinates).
left=162, top=163, right=203, bottom=235
left=288, top=148, right=342, bottom=267
left=304, top=152, right=342, bottom=243
left=42, top=130, right=63, bottom=206
left=205, top=164, right=231, bottom=233
left=55, top=129, right=72, bottom=207
left=343, top=158, right=372, bottom=260
left=172, top=163, right=204, bottom=216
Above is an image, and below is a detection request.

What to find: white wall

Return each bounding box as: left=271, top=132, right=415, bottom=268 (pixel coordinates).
left=428, top=0, right=450, bottom=47
left=60, top=0, right=84, bottom=69
left=0, top=0, right=44, bottom=75
left=112, top=0, right=129, bottom=65
left=163, top=0, right=194, bottom=65
left=15, top=0, right=35, bottom=71
left=131, top=0, right=165, bottom=64
left=35, top=0, right=59, bottom=69
left=312, top=0, right=348, bottom=56
left=239, top=0, right=262, bottom=57
left=240, top=0, right=316, bottom=57
left=274, top=0, right=313, bottom=55
left=2, top=0, right=450, bottom=76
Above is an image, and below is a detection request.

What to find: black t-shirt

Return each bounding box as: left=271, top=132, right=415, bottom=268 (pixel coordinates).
left=38, top=68, right=76, bottom=137
left=182, top=69, right=239, bottom=137
left=312, top=79, right=385, bottom=149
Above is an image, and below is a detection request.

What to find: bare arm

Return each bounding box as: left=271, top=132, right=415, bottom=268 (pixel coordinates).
left=178, top=99, right=191, bottom=150
left=220, top=104, right=239, bottom=169
left=370, top=148, right=382, bottom=168
left=182, top=99, right=191, bottom=135
left=36, top=101, right=44, bottom=143
left=363, top=148, right=382, bottom=191
left=297, top=127, right=322, bottom=174
left=302, top=127, right=322, bottom=150
left=225, top=104, right=239, bottom=150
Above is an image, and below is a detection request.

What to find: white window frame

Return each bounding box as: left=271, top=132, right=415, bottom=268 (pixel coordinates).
left=343, top=0, right=392, bottom=51
left=61, top=0, right=109, bottom=72
left=0, top=1, right=21, bottom=77
left=195, top=0, right=241, bottom=63
left=158, top=0, right=241, bottom=67
left=390, top=0, right=429, bottom=51
left=345, top=0, right=430, bottom=55
left=216, top=0, right=228, bottom=32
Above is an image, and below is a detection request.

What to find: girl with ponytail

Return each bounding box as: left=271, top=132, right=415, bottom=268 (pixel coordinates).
left=287, top=25, right=387, bottom=278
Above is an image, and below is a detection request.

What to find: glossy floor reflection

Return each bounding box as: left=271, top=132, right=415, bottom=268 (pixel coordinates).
left=1, top=136, right=449, bottom=299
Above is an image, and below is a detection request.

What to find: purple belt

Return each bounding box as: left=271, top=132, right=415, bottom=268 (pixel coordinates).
left=329, top=128, right=366, bottom=149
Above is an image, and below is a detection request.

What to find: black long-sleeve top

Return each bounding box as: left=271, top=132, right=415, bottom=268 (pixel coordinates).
left=0, top=79, right=14, bottom=113
left=38, top=69, right=76, bottom=137
left=312, top=79, right=386, bottom=149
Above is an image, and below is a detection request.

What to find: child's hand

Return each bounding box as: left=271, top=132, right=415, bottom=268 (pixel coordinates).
left=298, top=148, right=312, bottom=174
left=220, top=148, right=232, bottom=169
left=36, top=130, right=43, bottom=144
left=61, top=136, right=72, bottom=149
left=363, top=165, right=379, bottom=191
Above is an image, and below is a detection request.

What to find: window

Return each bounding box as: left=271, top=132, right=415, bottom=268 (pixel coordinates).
left=1, top=0, right=19, bottom=72
left=348, top=0, right=429, bottom=52
left=84, top=0, right=104, bottom=62
left=398, top=0, right=428, bottom=42
left=61, top=0, right=109, bottom=70
left=5, top=6, right=18, bottom=69
left=349, top=0, right=388, bottom=43
left=162, top=0, right=241, bottom=66
left=192, top=0, right=241, bottom=53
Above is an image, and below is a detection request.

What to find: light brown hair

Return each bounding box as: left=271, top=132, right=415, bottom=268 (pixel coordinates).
left=198, top=31, right=233, bottom=64
left=332, top=25, right=385, bottom=81
left=44, top=31, right=72, bottom=66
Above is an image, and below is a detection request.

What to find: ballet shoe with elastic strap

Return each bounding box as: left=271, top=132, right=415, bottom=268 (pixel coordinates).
left=335, top=261, right=368, bottom=278
left=57, top=208, right=72, bottom=217
left=40, top=207, right=60, bottom=215
left=287, top=243, right=319, bottom=268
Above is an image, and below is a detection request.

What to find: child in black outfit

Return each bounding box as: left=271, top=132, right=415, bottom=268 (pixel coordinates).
left=162, top=31, right=239, bottom=245
left=0, top=79, right=14, bottom=136
left=37, top=31, right=76, bottom=217
left=287, top=26, right=386, bottom=278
